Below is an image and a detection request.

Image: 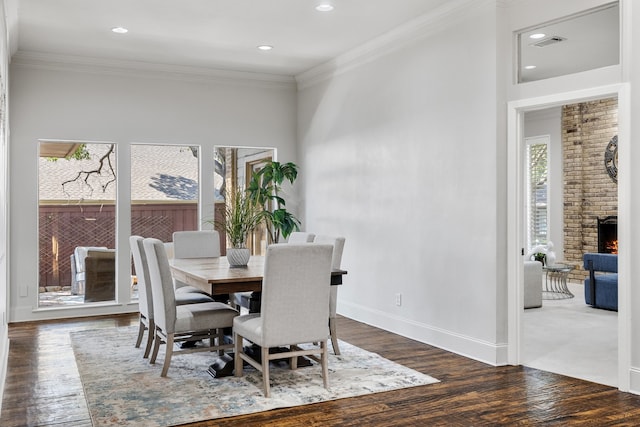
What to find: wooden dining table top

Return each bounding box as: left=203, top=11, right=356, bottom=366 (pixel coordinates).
left=169, top=255, right=346, bottom=296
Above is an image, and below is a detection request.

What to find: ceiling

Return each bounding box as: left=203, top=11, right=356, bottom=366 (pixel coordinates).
left=7, top=0, right=453, bottom=77
left=7, top=1, right=621, bottom=81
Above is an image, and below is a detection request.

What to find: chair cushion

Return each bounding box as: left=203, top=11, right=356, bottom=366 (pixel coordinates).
left=585, top=273, right=618, bottom=311
left=174, top=302, right=238, bottom=333
left=233, top=313, right=262, bottom=344
left=175, top=285, right=210, bottom=296
left=175, top=292, right=214, bottom=305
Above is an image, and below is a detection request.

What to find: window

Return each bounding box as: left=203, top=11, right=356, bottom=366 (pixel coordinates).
left=517, top=2, right=619, bottom=83
left=526, top=136, right=549, bottom=250
left=214, top=147, right=274, bottom=256
left=38, top=141, right=117, bottom=307
left=130, top=144, right=200, bottom=299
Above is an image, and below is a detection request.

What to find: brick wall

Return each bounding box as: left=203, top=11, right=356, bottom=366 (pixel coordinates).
left=562, top=97, right=618, bottom=282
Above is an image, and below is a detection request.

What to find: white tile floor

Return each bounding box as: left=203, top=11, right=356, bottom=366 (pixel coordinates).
left=522, top=282, right=618, bottom=387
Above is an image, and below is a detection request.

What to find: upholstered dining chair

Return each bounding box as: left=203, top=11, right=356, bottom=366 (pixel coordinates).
left=287, top=231, right=315, bottom=243
left=143, top=237, right=238, bottom=376
left=172, top=230, right=221, bottom=297
left=234, top=231, right=317, bottom=311
left=130, top=236, right=215, bottom=359
left=234, top=243, right=333, bottom=397
left=313, top=235, right=346, bottom=355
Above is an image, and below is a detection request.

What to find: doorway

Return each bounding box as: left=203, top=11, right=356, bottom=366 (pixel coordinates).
left=506, top=83, right=630, bottom=392
left=520, top=103, right=618, bottom=387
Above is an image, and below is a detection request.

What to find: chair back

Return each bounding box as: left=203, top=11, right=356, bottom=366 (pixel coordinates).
left=313, top=235, right=345, bottom=270
left=173, top=230, right=221, bottom=258
left=130, top=236, right=153, bottom=320
left=287, top=231, right=315, bottom=244
left=143, top=238, right=177, bottom=334
left=73, top=246, right=109, bottom=278
left=313, top=235, right=345, bottom=321
left=260, top=243, right=333, bottom=348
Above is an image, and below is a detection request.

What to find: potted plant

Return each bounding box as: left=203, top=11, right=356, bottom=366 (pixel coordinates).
left=247, top=161, right=301, bottom=244
left=533, top=252, right=546, bottom=266
left=211, top=186, right=262, bottom=267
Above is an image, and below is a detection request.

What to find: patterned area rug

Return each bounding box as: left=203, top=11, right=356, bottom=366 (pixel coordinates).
left=71, top=326, right=438, bottom=426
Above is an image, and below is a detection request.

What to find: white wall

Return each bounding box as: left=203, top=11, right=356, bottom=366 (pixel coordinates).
left=625, top=0, right=640, bottom=394
left=8, top=58, right=297, bottom=322
left=298, top=2, right=504, bottom=364
left=0, top=0, right=10, bottom=409
left=524, top=107, right=563, bottom=256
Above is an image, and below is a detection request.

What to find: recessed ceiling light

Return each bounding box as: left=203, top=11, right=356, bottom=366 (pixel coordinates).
left=529, top=33, right=546, bottom=39
left=111, top=27, right=128, bottom=34
left=315, top=3, right=334, bottom=12
left=524, top=65, right=537, bottom=70
left=257, top=45, right=273, bottom=51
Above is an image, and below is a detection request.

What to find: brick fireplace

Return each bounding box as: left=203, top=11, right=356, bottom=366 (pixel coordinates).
left=563, top=97, right=618, bottom=282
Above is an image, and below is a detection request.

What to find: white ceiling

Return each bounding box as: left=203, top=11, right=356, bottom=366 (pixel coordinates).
left=8, top=0, right=453, bottom=77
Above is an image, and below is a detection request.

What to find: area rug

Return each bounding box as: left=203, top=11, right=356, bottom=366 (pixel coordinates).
left=71, top=326, right=438, bottom=426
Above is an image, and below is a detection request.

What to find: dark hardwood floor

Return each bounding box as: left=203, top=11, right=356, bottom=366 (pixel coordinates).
left=2, top=314, right=640, bottom=426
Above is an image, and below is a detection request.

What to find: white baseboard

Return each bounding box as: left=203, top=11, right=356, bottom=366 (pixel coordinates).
left=339, top=301, right=508, bottom=366
left=628, top=367, right=640, bottom=395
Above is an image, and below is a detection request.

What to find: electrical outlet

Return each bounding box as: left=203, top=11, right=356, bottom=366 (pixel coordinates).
left=395, top=293, right=402, bottom=307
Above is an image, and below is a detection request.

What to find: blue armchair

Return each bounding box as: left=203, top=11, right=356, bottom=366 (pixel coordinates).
left=583, top=253, right=618, bottom=311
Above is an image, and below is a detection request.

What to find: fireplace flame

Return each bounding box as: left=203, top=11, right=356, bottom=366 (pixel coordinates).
left=606, top=240, right=618, bottom=254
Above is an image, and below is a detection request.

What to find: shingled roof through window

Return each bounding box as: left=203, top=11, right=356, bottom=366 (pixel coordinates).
left=38, top=143, right=216, bottom=202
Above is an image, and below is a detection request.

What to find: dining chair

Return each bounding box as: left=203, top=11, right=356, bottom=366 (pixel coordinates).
left=172, top=230, right=222, bottom=297
left=313, top=235, right=346, bottom=355
left=130, top=236, right=215, bottom=359
left=287, top=231, right=315, bottom=243
left=233, top=230, right=316, bottom=311
left=143, top=237, right=238, bottom=376
left=234, top=243, right=333, bottom=397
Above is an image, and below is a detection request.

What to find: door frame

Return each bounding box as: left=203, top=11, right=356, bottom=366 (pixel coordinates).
left=507, top=83, right=631, bottom=391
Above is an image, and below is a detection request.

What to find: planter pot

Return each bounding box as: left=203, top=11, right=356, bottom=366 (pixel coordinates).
left=227, top=247, right=250, bottom=267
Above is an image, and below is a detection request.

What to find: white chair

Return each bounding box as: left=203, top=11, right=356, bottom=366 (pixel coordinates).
left=130, top=236, right=214, bottom=359
left=143, top=237, right=238, bottom=377
left=172, top=230, right=221, bottom=296
left=524, top=260, right=543, bottom=309
left=234, top=231, right=317, bottom=310
left=313, top=235, right=345, bottom=355
left=287, top=231, right=315, bottom=243
left=173, top=230, right=221, bottom=258
left=234, top=243, right=333, bottom=397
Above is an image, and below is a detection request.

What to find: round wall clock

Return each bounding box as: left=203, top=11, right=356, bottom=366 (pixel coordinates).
left=604, top=135, right=618, bottom=183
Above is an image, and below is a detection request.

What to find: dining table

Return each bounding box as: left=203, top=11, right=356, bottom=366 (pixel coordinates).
left=168, top=255, right=347, bottom=377
left=169, top=255, right=347, bottom=299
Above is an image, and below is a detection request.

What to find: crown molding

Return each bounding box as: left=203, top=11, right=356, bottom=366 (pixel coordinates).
left=295, top=0, right=492, bottom=90
left=11, top=51, right=296, bottom=90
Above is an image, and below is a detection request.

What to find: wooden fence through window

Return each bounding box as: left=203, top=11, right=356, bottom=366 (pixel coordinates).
left=38, top=203, right=225, bottom=290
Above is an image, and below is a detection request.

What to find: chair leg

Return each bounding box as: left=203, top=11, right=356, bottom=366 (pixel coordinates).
left=329, top=317, right=340, bottom=355
left=234, top=333, right=244, bottom=377
left=135, top=317, right=145, bottom=348
left=150, top=329, right=161, bottom=364
left=262, top=346, right=270, bottom=398
left=143, top=319, right=155, bottom=359
left=161, top=333, right=174, bottom=377
left=321, top=341, right=329, bottom=390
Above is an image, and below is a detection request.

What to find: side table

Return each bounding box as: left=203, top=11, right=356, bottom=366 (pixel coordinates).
left=542, top=263, right=574, bottom=300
